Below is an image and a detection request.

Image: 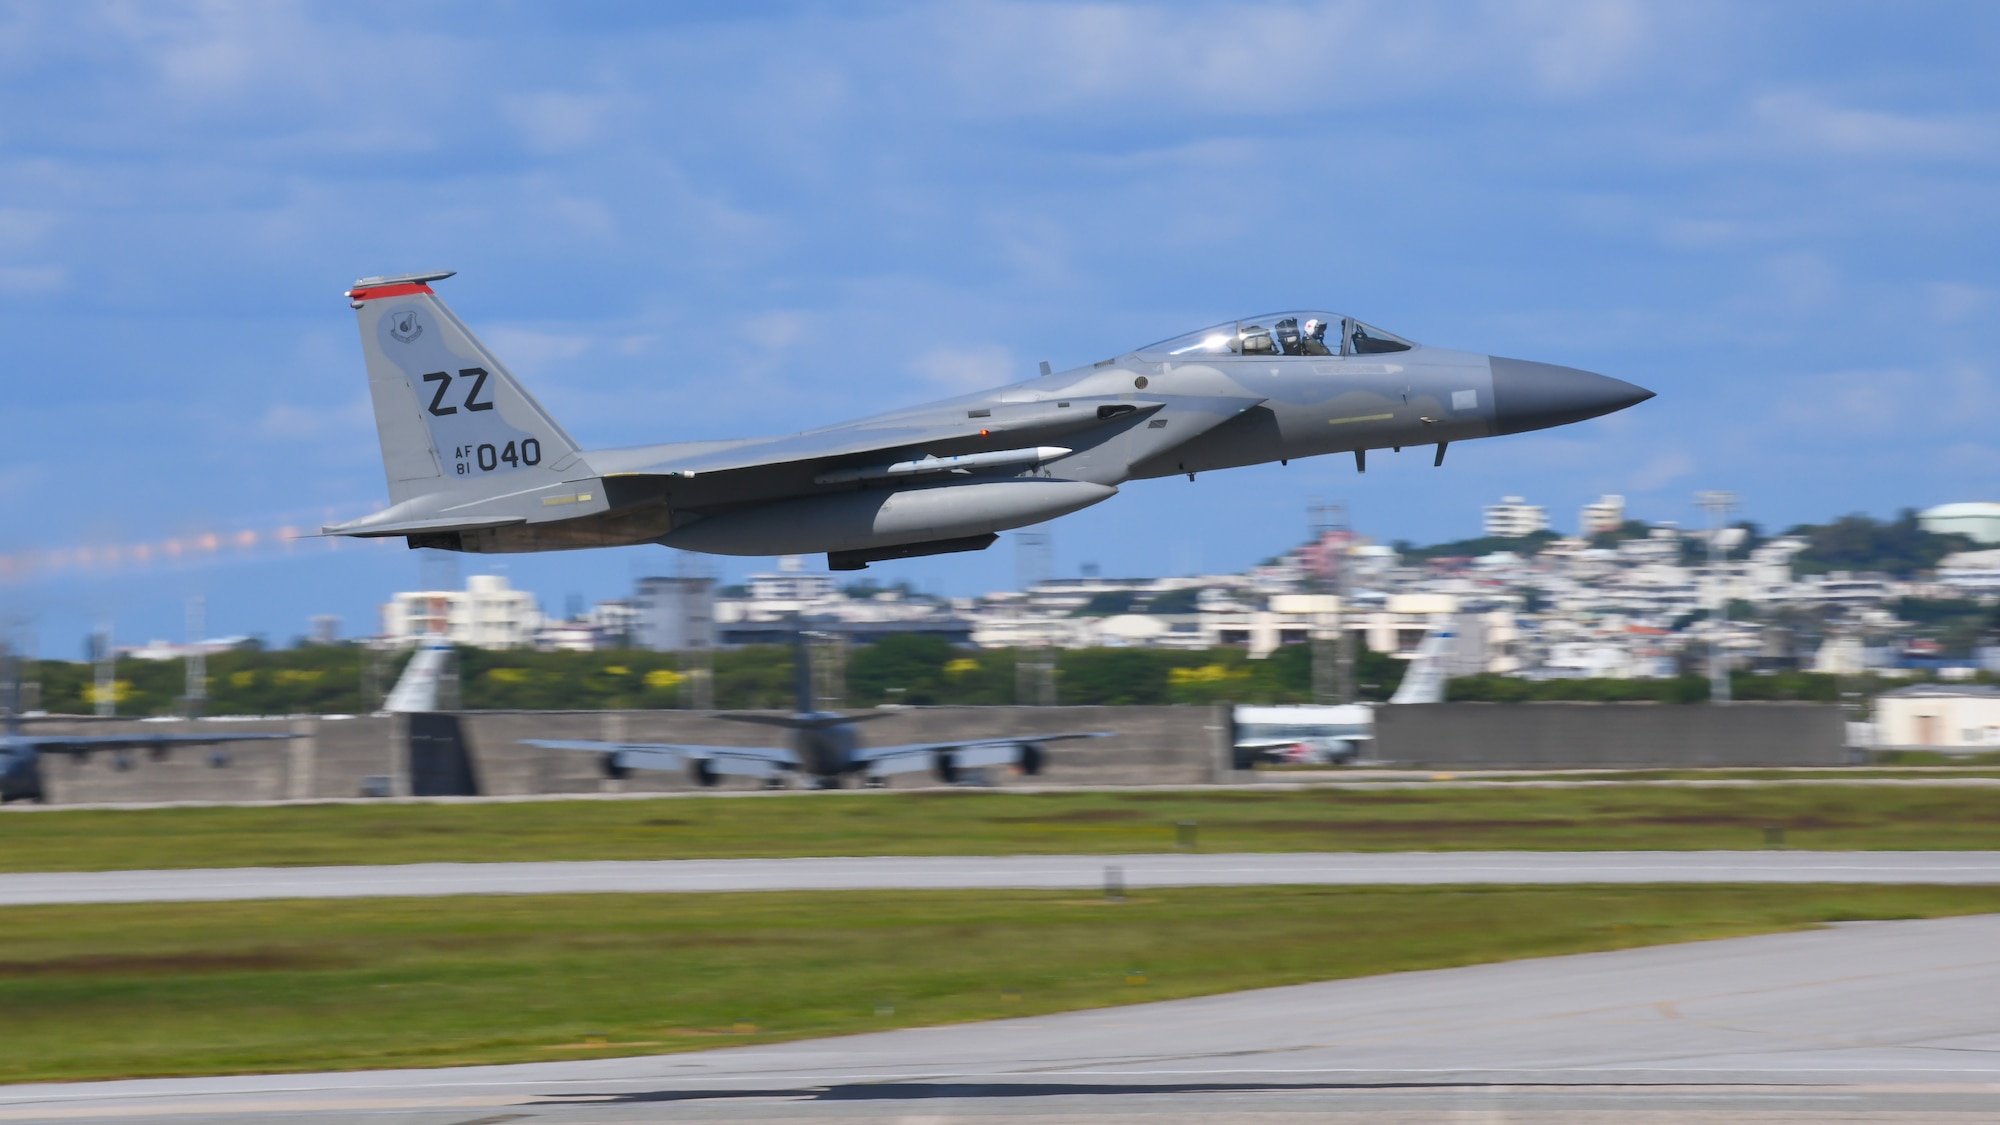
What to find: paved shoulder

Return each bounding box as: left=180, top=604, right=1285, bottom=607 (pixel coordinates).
left=2, top=913, right=1997, bottom=1121
left=6, top=851, right=2000, bottom=905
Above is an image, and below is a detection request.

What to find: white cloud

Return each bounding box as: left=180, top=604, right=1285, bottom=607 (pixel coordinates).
left=909, top=343, right=1018, bottom=391
left=0, top=264, right=66, bottom=294
left=0, top=209, right=57, bottom=249
left=1928, top=282, right=1992, bottom=326
left=1511, top=0, right=1653, bottom=95
left=482, top=328, right=595, bottom=375
left=910, top=0, right=1686, bottom=120
left=254, top=397, right=370, bottom=441
left=1751, top=92, right=1998, bottom=160
left=0, top=463, right=41, bottom=499
left=1628, top=449, right=1693, bottom=491
left=503, top=92, right=618, bottom=155
left=1768, top=366, right=2000, bottom=438
left=1755, top=252, right=1841, bottom=316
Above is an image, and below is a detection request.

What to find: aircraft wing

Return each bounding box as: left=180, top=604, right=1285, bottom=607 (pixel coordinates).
left=521, top=739, right=797, bottom=778
left=592, top=398, right=1142, bottom=481
left=855, top=731, right=1112, bottom=777
left=23, top=731, right=298, bottom=757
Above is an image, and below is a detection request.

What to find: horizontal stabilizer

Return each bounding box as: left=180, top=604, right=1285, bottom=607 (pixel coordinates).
left=714, top=711, right=894, bottom=730
left=320, top=515, right=526, bottom=538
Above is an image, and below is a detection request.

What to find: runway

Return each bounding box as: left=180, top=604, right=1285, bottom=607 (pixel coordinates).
left=7, top=850, right=2000, bottom=905
left=2, top=912, right=1997, bottom=1121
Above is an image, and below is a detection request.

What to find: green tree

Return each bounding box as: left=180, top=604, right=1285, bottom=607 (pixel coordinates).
left=1393, top=530, right=1559, bottom=563
left=1789, top=510, right=1972, bottom=577
left=1057, top=648, right=1177, bottom=704
left=847, top=634, right=956, bottom=706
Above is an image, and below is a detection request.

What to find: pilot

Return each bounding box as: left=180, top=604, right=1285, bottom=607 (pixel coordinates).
left=1299, top=318, right=1334, bottom=356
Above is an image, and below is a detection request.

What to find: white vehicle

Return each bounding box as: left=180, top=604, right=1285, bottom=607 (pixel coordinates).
left=1233, top=704, right=1373, bottom=766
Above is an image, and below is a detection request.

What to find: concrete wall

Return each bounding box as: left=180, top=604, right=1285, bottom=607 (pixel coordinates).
left=30, top=705, right=1234, bottom=804
left=25, top=701, right=1854, bottom=805
left=1373, top=702, right=1849, bottom=768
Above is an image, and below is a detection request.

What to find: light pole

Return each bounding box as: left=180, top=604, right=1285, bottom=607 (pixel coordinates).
left=1694, top=491, right=1739, bottom=704
left=1308, top=500, right=1352, bottom=705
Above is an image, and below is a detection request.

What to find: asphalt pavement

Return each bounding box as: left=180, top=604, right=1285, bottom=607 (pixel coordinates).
left=2, top=912, right=1997, bottom=1122
left=6, top=850, right=2000, bottom=905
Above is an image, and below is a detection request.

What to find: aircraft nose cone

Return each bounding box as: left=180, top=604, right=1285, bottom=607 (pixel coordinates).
left=1489, top=356, right=1654, bottom=436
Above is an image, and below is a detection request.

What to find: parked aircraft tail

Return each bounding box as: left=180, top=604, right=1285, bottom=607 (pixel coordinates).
left=1387, top=623, right=1454, bottom=705
left=345, top=272, right=583, bottom=507
left=381, top=635, right=453, bottom=714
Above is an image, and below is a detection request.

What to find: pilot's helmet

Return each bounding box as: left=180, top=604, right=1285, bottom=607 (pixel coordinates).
left=1303, top=318, right=1327, bottom=340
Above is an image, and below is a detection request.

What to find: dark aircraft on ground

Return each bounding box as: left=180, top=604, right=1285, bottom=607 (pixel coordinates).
left=323, top=273, right=1653, bottom=569
left=524, top=633, right=1107, bottom=789
left=0, top=648, right=301, bottom=803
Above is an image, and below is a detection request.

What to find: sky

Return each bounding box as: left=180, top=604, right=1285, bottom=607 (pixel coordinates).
left=0, top=1, right=1996, bottom=656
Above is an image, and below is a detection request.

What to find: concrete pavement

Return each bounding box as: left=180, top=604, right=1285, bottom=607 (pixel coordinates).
left=7, top=850, right=2000, bottom=905
left=3, top=912, right=1998, bottom=1121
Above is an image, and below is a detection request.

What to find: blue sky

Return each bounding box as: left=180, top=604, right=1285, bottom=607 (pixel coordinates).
left=1, top=1, right=1996, bottom=656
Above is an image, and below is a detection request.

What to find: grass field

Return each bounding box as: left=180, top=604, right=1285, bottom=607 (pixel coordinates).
left=5, top=884, right=1999, bottom=1083
left=6, top=785, right=2000, bottom=872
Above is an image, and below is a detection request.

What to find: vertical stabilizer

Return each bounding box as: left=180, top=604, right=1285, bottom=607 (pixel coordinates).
left=792, top=630, right=815, bottom=716
left=346, top=272, right=583, bottom=506
left=382, top=637, right=452, bottom=714
left=1388, top=623, right=1454, bottom=705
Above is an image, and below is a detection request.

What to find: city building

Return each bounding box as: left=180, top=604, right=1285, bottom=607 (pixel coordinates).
left=1578, top=495, right=1625, bottom=537
left=633, top=577, right=716, bottom=652
left=1919, top=502, right=2000, bottom=545
left=354, top=491, right=1992, bottom=686
left=1938, top=549, right=2000, bottom=592
left=382, top=574, right=543, bottom=649
left=1874, top=685, right=2000, bottom=749
left=1483, top=496, right=1548, bottom=538
left=713, top=558, right=975, bottom=647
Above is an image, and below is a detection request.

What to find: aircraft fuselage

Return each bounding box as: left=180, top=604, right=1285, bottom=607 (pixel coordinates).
left=327, top=282, right=1654, bottom=570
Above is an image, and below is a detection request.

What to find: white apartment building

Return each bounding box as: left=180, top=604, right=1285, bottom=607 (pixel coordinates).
left=1483, top=496, right=1548, bottom=538
left=1937, top=549, right=2000, bottom=592
left=1874, top=685, right=2000, bottom=749
left=382, top=574, right=543, bottom=649
left=1919, top=502, right=2000, bottom=545
left=1579, top=494, right=1625, bottom=537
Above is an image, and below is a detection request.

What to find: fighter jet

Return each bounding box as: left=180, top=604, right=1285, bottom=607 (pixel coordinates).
left=0, top=648, right=301, bottom=803
left=522, top=632, right=1108, bottom=789
left=323, top=273, right=1652, bottom=570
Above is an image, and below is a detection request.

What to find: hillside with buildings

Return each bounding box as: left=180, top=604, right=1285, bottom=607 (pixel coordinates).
left=60, top=497, right=2000, bottom=723
left=368, top=496, right=2000, bottom=683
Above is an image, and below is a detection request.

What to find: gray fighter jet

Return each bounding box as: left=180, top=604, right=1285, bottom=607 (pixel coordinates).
left=522, top=632, right=1107, bottom=789
left=324, top=274, right=1652, bottom=569
left=0, top=648, right=301, bottom=803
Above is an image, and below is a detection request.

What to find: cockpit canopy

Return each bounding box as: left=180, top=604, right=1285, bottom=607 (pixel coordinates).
left=1137, top=312, right=1414, bottom=359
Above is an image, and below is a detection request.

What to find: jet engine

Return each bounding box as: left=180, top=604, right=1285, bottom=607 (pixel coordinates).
left=690, top=758, right=719, bottom=787
left=1016, top=741, right=1045, bottom=776
left=933, top=750, right=959, bottom=784
left=601, top=752, right=630, bottom=780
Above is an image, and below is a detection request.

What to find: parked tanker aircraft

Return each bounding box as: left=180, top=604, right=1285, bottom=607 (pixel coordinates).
left=522, top=633, right=1109, bottom=789
left=323, top=272, right=1653, bottom=570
